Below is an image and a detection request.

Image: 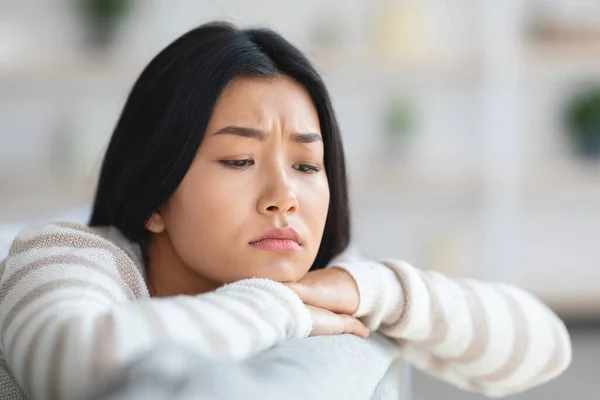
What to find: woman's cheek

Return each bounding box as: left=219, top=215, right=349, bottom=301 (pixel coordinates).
left=300, top=178, right=329, bottom=213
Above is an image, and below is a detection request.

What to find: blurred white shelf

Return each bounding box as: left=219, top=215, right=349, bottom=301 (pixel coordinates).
left=350, top=159, right=600, bottom=207
left=522, top=41, right=600, bottom=81
left=349, top=161, right=482, bottom=208
left=310, top=48, right=479, bottom=84
left=0, top=54, right=148, bottom=89
left=0, top=173, right=94, bottom=222
left=522, top=161, right=600, bottom=207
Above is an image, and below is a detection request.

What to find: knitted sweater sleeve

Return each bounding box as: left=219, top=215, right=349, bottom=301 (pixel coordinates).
left=329, top=257, right=571, bottom=398
left=0, top=223, right=311, bottom=400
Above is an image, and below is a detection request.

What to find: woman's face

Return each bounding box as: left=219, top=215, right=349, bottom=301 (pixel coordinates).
left=150, top=75, right=330, bottom=287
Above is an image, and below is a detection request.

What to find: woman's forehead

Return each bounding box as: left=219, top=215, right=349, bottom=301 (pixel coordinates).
left=209, top=75, right=321, bottom=133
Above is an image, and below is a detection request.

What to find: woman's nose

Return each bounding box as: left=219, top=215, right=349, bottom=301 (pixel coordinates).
left=256, top=168, right=299, bottom=215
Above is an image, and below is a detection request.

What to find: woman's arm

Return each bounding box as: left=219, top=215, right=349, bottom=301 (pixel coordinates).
left=0, top=223, right=311, bottom=400
left=332, top=258, right=572, bottom=398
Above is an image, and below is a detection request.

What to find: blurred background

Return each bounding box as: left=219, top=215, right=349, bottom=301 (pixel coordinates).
left=0, top=0, right=598, bottom=398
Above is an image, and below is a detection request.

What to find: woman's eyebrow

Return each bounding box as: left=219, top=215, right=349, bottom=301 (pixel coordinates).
left=213, top=126, right=322, bottom=143
left=289, top=132, right=322, bottom=144
left=213, top=126, right=266, bottom=139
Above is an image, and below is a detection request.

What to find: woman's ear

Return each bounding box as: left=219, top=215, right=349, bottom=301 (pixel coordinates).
left=145, top=210, right=166, bottom=233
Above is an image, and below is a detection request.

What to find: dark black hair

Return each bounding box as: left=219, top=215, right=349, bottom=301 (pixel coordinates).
left=90, top=21, right=350, bottom=270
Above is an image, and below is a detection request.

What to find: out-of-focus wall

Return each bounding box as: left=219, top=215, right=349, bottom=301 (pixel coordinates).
left=1, top=0, right=599, bottom=316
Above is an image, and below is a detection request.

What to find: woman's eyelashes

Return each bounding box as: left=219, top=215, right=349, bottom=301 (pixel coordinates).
left=218, top=159, right=255, bottom=169
left=218, top=159, right=321, bottom=174
left=293, top=163, right=321, bottom=174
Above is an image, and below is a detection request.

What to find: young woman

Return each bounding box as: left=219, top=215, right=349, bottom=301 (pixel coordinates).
left=0, top=22, right=570, bottom=400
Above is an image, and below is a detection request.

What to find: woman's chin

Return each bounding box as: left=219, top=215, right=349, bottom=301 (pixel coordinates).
left=241, top=258, right=309, bottom=283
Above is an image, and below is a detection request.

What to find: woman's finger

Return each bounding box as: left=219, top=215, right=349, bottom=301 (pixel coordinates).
left=306, top=305, right=369, bottom=338
left=341, top=314, right=369, bottom=338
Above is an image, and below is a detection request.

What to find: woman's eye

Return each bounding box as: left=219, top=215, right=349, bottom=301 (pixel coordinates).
left=294, top=164, right=321, bottom=174
left=219, top=159, right=255, bottom=169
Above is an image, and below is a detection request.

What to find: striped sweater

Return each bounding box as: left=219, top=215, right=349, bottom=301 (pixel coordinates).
left=0, top=222, right=570, bottom=399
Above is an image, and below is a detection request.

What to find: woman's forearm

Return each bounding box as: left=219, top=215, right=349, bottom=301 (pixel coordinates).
left=333, top=258, right=572, bottom=397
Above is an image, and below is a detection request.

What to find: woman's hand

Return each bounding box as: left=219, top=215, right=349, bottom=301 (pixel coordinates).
left=285, top=267, right=360, bottom=315
left=284, top=268, right=368, bottom=338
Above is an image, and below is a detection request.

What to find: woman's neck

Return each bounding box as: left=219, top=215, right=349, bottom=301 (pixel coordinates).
left=146, top=232, right=219, bottom=297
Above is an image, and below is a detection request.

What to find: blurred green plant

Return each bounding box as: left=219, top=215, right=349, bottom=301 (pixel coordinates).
left=565, top=87, right=600, bottom=158
left=381, top=97, right=417, bottom=160
left=77, top=0, right=132, bottom=49
left=386, top=97, right=416, bottom=140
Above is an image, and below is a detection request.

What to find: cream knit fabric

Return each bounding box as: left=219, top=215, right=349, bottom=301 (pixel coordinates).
left=0, top=222, right=571, bottom=399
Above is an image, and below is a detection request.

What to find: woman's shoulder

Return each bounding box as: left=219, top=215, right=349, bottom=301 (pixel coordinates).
left=8, top=221, right=128, bottom=258
left=3, top=222, right=148, bottom=299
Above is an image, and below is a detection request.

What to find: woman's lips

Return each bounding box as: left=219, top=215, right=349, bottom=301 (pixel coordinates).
left=250, top=238, right=301, bottom=252
left=249, top=227, right=302, bottom=252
